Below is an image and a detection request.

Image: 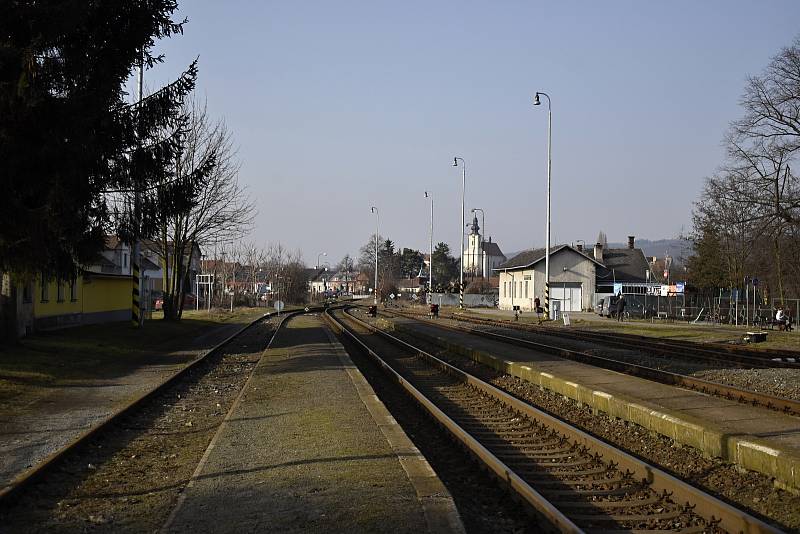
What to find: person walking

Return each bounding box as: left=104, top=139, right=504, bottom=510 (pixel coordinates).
left=616, top=293, right=626, bottom=322
left=534, top=297, right=542, bottom=325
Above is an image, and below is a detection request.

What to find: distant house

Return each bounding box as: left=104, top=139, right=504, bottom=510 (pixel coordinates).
left=397, top=277, right=424, bottom=295
left=307, top=267, right=329, bottom=297
left=495, top=236, right=654, bottom=312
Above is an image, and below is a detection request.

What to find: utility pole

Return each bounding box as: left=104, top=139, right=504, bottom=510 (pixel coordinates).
left=132, top=57, right=144, bottom=327
left=453, top=158, right=466, bottom=309
left=371, top=207, right=379, bottom=305
left=533, top=92, right=552, bottom=320
left=425, top=192, right=433, bottom=298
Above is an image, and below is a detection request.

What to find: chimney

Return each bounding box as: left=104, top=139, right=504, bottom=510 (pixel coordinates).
left=576, top=243, right=583, bottom=252
left=628, top=235, right=635, bottom=249
left=594, top=242, right=603, bottom=262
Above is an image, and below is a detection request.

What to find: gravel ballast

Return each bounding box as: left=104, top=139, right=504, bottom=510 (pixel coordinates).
left=0, top=319, right=275, bottom=533
left=367, top=312, right=800, bottom=532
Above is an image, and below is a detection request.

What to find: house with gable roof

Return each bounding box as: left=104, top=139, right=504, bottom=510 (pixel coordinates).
left=494, top=235, right=653, bottom=312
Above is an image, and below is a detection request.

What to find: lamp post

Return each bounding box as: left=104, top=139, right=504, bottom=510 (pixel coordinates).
left=533, top=91, right=552, bottom=320
left=371, top=206, right=379, bottom=305
left=425, top=192, right=434, bottom=297
left=471, top=208, right=485, bottom=277
left=452, top=157, right=466, bottom=308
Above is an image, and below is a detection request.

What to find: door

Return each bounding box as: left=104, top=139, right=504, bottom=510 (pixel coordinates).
left=551, top=283, right=582, bottom=312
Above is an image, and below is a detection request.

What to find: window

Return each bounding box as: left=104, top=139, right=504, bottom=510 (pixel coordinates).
left=70, top=280, right=78, bottom=301
left=123, top=253, right=129, bottom=269
left=524, top=281, right=529, bottom=298
left=57, top=281, right=65, bottom=302
left=504, top=281, right=508, bottom=297
left=40, top=276, right=49, bottom=302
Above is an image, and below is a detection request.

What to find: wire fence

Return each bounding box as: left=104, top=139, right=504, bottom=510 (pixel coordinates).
left=605, top=293, right=799, bottom=327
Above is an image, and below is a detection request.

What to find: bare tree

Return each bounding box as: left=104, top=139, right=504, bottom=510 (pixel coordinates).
left=693, top=36, right=800, bottom=304
left=151, top=98, right=255, bottom=319
left=358, top=233, right=381, bottom=285
left=263, top=243, right=308, bottom=305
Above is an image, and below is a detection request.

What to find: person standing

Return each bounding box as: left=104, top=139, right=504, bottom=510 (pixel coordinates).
left=776, top=307, right=788, bottom=330
left=534, top=296, right=542, bottom=325
left=616, top=293, right=626, bottom=322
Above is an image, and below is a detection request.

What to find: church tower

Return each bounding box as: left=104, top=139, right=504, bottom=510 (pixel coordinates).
left=465, top=214, right=483, bottom=277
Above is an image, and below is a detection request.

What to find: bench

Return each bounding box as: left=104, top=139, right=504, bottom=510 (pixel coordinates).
left=759, top=318, right=793, bottom=331
left=651, top=312, right=671, bottom=323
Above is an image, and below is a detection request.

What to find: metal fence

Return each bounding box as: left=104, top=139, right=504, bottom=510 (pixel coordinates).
left=601, top=293, right=800, bottom=326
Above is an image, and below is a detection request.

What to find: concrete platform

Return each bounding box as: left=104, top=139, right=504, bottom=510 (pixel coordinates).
left=164, top=314, right=463, bottom=534
left=392, top=317, right=800, bottom=491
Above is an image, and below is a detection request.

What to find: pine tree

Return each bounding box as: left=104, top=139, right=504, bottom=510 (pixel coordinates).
left=0, top=1, right=197, bottom=278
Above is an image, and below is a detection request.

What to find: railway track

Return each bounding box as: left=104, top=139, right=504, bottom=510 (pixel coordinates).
left=409, top=309, right=800, bottom=368
left=326, top=306, right=779, bottom=533
left=0, top=309, right=302, bottom=511
left=383, top=308, right=800, bottom=417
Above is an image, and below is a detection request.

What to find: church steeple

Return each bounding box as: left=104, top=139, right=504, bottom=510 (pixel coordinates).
left=470, top=214, right=480, bottom=235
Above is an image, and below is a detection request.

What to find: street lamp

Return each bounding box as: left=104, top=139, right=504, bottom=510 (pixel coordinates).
left=424, top=192, right=434, bottom=296
left=533, top=91, right=552, bottom=320
left=453, top=157, right=466, bottom=308
left=317, top=252, right=327, bottom=270
left=371, top=206, right=379, bottom=305
left=471, top=208, right=485, bottom=277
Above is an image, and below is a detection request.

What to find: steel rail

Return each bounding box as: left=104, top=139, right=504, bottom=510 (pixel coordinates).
left=328, top=307, right=780, bottom=534
left=323, top=309, right=582, bottom=533
left=386, top=308, right=800, bottom=417
left=0, top=308, right=312, bottom=507
left=428, top=310, right=800, bottom=368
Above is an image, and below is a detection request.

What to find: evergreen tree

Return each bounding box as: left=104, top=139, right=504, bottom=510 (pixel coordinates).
left=399, top=248, right=424, bottom=279
left=686, top=223, right=727, bottom=293
left=1, top=1, right=196, bottom=278
left=431, top=242, right=458, bottom=290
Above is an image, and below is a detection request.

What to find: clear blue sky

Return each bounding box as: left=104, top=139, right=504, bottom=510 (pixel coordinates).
left=142, top=1, right=800, bottom=265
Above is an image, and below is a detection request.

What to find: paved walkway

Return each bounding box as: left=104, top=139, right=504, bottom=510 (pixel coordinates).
left=393, top=316, right=800, bottom=490
left=0, top=320, right=252, bottom=493
left=164, top=314, right=462, bottom=534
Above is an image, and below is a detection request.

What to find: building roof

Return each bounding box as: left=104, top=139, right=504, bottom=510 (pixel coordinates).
left=596, top=248, right=651, bottom=283
left=305, top=267, right=328, bottom=282
left=141, top=257, right=160, bottom=271
left=481, top=241, right=505, bottom=258
left=495, top=245, right=602, bottom=271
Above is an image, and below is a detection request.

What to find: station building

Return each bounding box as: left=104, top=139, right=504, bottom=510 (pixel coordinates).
left=495, top=236, right=652, bottom=312
left=3, top=235, right=203, bottom=337
left=5, top=270, right=132, bottom=337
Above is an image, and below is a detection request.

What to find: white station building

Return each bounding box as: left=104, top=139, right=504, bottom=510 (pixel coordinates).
left=495, top=236, right=651, bottom=312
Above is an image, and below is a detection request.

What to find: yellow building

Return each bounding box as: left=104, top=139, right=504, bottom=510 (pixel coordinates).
left=12, top=271, right=131, bottom=335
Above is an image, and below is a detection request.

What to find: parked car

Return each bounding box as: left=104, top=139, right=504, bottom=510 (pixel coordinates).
left=594, top=298, right=604, bottom=315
